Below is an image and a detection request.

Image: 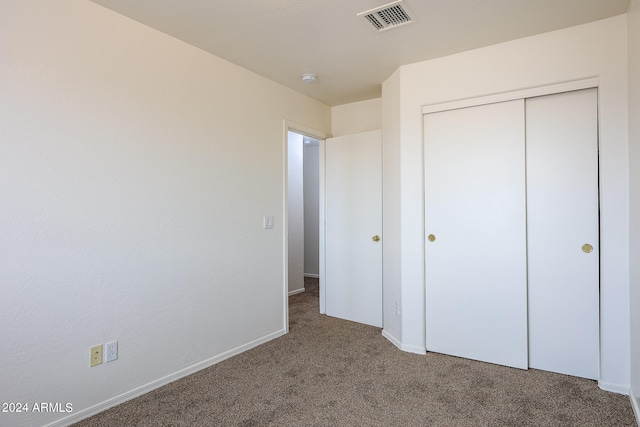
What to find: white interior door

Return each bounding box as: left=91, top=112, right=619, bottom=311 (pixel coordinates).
left=325, top=130, right=382, bottom=328
left=424, top=100, right=528, bottom=369
left=526, top=88, right=599, bottom=379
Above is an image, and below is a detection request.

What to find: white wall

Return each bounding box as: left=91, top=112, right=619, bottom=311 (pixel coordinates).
left=0, top=2, right=330, bottom=426
left=382, top=15, right=630, bottom=391
left=381, top=70, right=404, bottom=349
left=628, top=0, right=640, bottom=417
left=303, top=142, right=320, bottom=276
left=288, top=131, right=305, bottom=294
left=331, top=98, right=381, bottom=137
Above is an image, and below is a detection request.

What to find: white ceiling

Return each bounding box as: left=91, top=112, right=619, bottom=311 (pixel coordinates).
left=89, top=0, right=630, bottom=106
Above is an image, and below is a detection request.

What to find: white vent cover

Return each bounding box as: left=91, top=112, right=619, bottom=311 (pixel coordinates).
left=357, top=0, right=418, bottom=33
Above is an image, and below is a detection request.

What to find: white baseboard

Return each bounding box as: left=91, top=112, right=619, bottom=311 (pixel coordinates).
left=304, top=273, right=319, bottom=278
left=45, top=329, right=287, bottom=427
left=381, top=329, right=427, bottom=355
left=598, top=380, right=629, bottom=395
left=401, top=343, right=427, bottom=355
left=382, top=329, right=402, bottom=349
left=288, top=288, right=305, bottom=296
left=598, top=381, right=630, bottom=395
left=630, top=388, right=640, bottom=427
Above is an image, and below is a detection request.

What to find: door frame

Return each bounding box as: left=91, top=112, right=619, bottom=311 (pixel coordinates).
left=283, top=120, right=329, bottom=333
left=421, top=77, right=601, bottom=373
left=422, top=78, right=598, bottom=115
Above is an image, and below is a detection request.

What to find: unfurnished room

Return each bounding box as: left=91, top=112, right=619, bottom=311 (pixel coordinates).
left=1, top=1, right=640, bottom=426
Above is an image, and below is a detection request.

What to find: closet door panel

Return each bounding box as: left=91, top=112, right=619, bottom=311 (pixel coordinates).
left=424, top=100, right=528, bottom=369
left=526, top=88, right=599, bottom=379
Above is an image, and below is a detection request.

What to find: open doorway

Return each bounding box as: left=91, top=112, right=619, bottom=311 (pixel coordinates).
left=287, top=130, right=320, bottom=296
left=283, top=121, right=328, bottom=332
left=285, top=124, right=383, bottom=331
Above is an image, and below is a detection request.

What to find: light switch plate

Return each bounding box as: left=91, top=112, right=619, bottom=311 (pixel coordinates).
left=263, top=216, right=274, bottom=229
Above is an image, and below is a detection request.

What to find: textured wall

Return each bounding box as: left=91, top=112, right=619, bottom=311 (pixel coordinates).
left=331, top=99, right=382, bottom=137
left=628, top=0, right=640, bottom=417
left=303, top=143, right=320, bottom=276
left=0, top=1, right=329, bottom=426
left=288, top=131, right=305, bottom=294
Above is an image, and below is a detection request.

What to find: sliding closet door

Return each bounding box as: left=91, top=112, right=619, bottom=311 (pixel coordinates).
left=526, top=88, right=599, bottom=379
left=424, top=100, right=528, bottom=369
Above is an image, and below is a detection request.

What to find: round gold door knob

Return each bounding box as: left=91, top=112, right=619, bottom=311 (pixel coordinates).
left=372, top=235, right=381, bottom=242
left=428, top=234, right=436, bottom=242
left=582, top=243, right=593, bottom=253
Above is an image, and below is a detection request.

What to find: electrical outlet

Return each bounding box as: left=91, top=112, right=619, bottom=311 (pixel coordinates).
left=90, top=345, right=103, bottom=367
left=105, top=341, right=118, bottom=363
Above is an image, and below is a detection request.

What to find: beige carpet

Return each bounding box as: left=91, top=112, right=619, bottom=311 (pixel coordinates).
left=75, top=278, right=635, bottom=426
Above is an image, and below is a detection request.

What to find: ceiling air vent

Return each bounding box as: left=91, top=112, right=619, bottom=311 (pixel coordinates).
left=358, top=0, right=418, bottom=33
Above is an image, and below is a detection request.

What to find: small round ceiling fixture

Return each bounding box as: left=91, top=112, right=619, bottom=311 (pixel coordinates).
left=301, top=73, right=317, bottom=84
